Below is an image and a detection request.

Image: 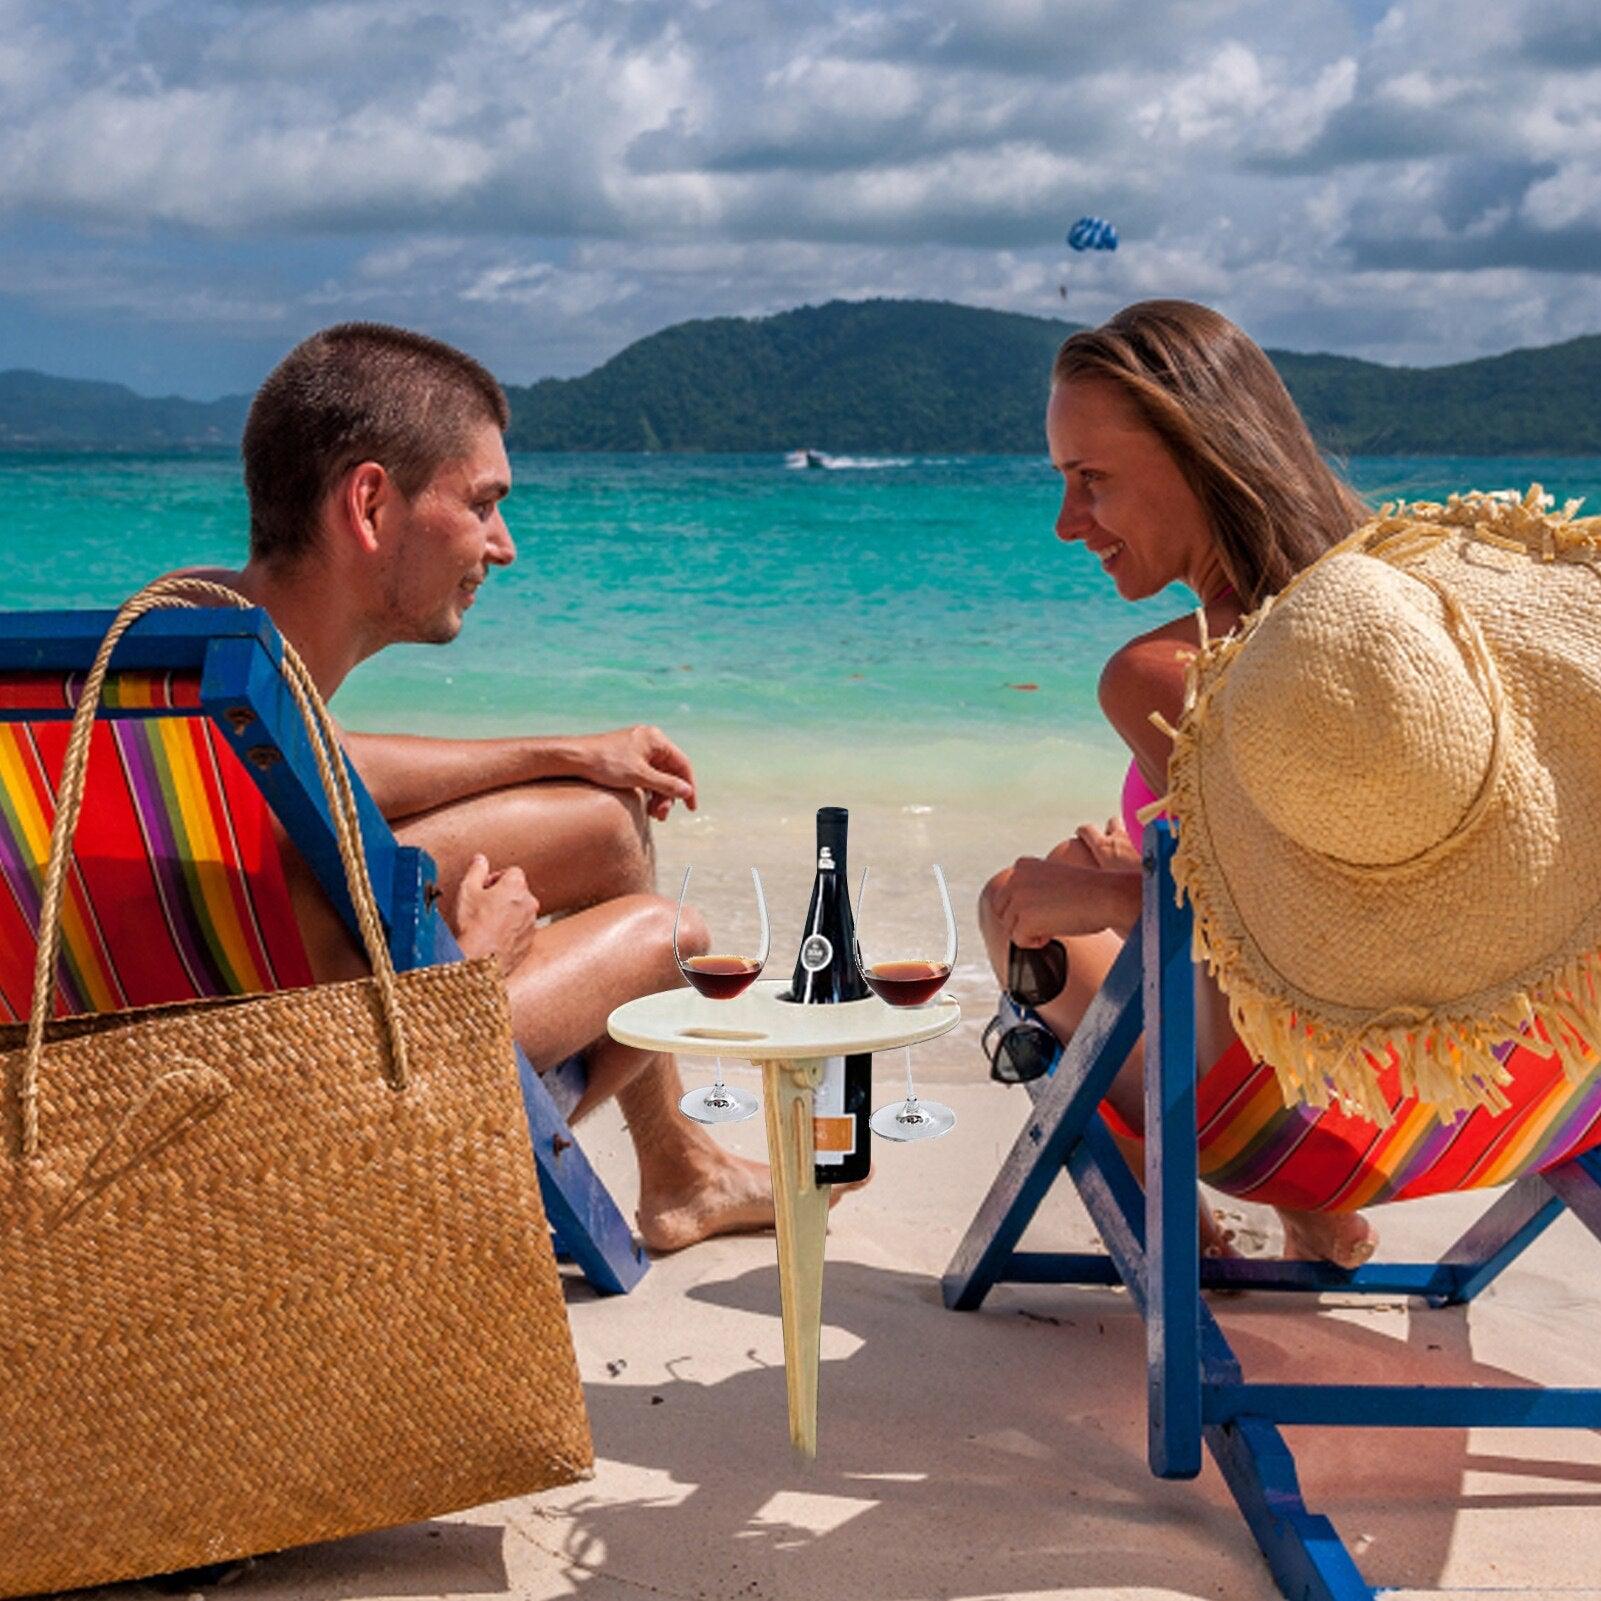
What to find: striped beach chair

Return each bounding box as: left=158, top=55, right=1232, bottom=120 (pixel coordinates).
left=946, top=824, right=1601, bottom=1601
left=0, top=603, right=646, bottom=1295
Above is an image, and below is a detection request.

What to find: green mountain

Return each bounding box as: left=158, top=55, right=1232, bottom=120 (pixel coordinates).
left=3, top=299, right=1599, bottom=454
left=505, top=299, right=1071, bottom=453
left=0, top=369, right=249, bottom=450
left=502, top=299, right=1601, bottom=455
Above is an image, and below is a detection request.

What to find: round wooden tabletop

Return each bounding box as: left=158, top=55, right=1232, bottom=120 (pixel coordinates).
left=607, top=978, right=960, bottom=1060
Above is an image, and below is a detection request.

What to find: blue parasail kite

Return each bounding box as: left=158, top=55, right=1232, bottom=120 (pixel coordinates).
left=1060, top=215, right=1118, bottom=298
left=1067, top=215, right=1119, bottom=252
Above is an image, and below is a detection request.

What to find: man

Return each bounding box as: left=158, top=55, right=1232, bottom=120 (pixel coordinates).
left=185, top=321, right=775, bottom=1251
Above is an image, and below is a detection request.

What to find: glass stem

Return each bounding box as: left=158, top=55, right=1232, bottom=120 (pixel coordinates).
left=903, top=1046, right=918, bottom=1108
left=713, top=1056, right=726, bottom=1091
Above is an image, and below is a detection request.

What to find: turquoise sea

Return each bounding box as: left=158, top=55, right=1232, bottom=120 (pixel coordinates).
left=3, top=452, right=1598, bottom=808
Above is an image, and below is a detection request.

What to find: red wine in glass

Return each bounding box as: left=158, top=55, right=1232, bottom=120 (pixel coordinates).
left=863, top=959, right=952, bottom=1009
left=680, top=953, right=764, bottom=1000
left=855, top=863, right=959, bottom=1142
left=674, top=866, right=770, bottom=1125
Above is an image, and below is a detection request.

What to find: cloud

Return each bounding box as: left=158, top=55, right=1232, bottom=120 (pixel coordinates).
left=0, top=0, right=1596, bottom=386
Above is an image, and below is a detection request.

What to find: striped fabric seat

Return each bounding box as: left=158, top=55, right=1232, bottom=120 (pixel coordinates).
left=1098, top=1029, right=1601, bottom=1212
left=0, top=670, right=312, bottom=1023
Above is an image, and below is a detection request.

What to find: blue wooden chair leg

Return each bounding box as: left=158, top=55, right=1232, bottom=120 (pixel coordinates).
left=1207, top=1420, right=1375, bottom=1601
left=1541, top=1147, right=1601, bottom=1243
left=1144, top=827, right=1201, bottom=1479
left=1432, top=1170, right=1567, bottom=1305
left=433, top=927, right=647, bottom=1296
left=514, top=1042, right=647, bottom=1294
left=941, top=930, right=1144, bottom=1312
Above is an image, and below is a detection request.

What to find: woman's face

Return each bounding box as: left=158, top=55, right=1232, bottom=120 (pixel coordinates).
left=1046, top=378, right=1216, bottom=602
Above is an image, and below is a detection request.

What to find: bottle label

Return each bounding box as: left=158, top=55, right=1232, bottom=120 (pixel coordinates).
left=812, top=1054, right=853, bottom=1164
left=799, top=934, right=833, bottom=973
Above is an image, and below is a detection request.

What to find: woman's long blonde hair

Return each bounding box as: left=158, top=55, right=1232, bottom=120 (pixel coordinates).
left=1053, top=301, right=1367, bottom=605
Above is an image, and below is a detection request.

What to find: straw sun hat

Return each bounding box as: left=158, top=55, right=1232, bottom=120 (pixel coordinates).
left=1157, top=487, right=1601, bottom=1125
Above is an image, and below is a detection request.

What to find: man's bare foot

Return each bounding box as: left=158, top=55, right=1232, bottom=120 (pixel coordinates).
left=1277, top=1206, right=1378, bottom=1269
left=636, top=1149, right=863, bottom=1254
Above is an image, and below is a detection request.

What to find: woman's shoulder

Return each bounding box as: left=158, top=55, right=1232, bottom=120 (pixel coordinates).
left=1100, top=613, right=1204, bottom=689
left=1097, top=614, right=1202, bottom=744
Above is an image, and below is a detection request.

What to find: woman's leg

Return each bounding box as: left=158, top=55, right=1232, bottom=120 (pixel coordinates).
left=980, top=842, right=1375, bottom=1267
left=979, top=843, right=1236, bottom=1256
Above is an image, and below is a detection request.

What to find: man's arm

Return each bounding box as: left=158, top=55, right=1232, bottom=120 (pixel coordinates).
left=341, top=726, right=698, bottom=822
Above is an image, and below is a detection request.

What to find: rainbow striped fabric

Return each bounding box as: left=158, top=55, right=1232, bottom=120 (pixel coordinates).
left=1102, top=1031, right=1601, bottom=1210
left=0, top=673, right=313, bottom=1024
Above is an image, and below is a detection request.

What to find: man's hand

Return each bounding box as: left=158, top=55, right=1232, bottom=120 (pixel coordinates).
left=990, top=856, right=1141, bottom=949
left=454, top=854, right=541, bottom=970
left=564, top=726, right=698, bottom=821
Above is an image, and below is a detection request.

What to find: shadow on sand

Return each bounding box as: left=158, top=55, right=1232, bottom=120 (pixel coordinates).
left=89, top=1253, right=1601, bottom=1601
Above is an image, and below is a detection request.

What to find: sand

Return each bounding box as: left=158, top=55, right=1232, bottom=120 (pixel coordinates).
left=101, top=782, right=1601, bottom=1601
left=198, top=1103, right=1601, bottom=1601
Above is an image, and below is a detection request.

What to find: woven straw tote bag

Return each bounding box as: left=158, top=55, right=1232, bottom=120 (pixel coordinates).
left=0, top=583, right=593, bottom=1598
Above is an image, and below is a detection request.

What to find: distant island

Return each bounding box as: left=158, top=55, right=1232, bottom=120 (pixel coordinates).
left=4, top=298, right=1600, bottom=455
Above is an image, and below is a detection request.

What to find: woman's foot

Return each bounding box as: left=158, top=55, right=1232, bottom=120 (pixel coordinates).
left=1276, top=1207, right=1378, bottom=1269
left=1201, top=1205, right=1242, bottom=1260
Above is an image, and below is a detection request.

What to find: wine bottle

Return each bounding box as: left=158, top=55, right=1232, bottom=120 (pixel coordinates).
left=780, top=806, right=873, bottom=1186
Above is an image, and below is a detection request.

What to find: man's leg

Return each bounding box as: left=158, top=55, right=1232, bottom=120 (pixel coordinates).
left=394, top=780, right=830, bottom=1251
left=393, top=777, right=694, bottom=1118
left=389, top=778, right=659, bottom=916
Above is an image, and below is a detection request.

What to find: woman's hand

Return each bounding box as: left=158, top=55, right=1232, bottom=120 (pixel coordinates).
left=562, top=726, right=697, bottom=820
left=454, top=854, right=542, bottom=971
left=990, top=855, right=1142, bottom=948
left=1068, top=816, right=1142, bottom=873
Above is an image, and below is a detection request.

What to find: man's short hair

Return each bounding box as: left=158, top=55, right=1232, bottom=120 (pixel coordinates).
left=242, top=322, right=510, bottom=564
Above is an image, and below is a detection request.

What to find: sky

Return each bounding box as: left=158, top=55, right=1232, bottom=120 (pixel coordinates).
left=1, top=0, right=1598, bottom=398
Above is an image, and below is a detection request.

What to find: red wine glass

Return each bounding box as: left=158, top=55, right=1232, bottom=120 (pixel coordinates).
left=675, top=864, right=769, bottom=1125
left=855, top=863, right=958, bottom=1141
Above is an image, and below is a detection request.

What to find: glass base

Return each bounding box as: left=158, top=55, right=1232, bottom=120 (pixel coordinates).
left=870, top=1098, right=956, bottom=1142
left=680, top=1084, right=760, bottom=1125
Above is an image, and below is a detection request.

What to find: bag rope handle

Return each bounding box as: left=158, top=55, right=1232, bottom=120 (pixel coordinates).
left=19, top=577, right=412, bottom=1158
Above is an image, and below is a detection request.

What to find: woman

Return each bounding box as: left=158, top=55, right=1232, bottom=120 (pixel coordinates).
left=979, top=298, right=1377, bottom=1267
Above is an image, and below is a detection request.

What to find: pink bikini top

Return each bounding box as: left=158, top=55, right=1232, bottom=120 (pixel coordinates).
left=1121, top=761, right=1163, bottom=851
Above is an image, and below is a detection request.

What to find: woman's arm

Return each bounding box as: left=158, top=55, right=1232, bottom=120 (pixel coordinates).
left=1097, top=626, right=1196, bottom=795
left=992, top=627, right=1197, bottom=949
left=990, top=856, right=1143, bottom=946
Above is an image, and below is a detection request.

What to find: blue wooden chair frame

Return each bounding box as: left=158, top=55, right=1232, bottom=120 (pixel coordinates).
left=0, top=605, right=647, bottom=1296
left=945, top=821, right=1601, bottom=1600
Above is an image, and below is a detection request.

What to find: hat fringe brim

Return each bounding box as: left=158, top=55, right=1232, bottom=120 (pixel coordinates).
left=1155, top=486, right=1601, bottom=1127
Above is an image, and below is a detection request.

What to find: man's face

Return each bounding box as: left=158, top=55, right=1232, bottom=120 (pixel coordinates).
left=380, top=420, right=515, bottom=644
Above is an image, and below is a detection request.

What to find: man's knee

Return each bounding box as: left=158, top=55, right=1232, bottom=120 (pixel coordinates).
left=669, top=898, right=710, bottom=959
left=614, top=891, right=708, bottom=964
left=569, top=784, right=654, bottom=896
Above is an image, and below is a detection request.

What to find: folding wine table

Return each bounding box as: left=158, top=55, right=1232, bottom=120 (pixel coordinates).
left=608, top=979, right=959, bottom=1456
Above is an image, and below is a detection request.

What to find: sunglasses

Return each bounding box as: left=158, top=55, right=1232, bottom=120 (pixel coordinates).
left=1006, top=940, right=1068, bottom=1009
left=985, top=941, right=1070, bottom=1086
left=983, top=1011, right=1061, bottom=1086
